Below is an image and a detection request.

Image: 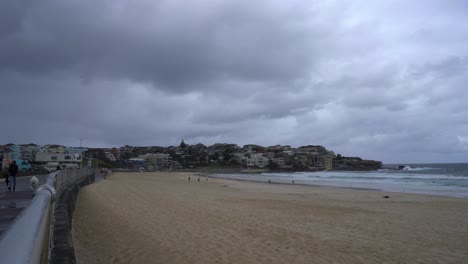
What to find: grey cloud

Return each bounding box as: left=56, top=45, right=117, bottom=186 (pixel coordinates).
left=0, top=1, right=31, bottom=36
left=0, top=0, right=319, bottom=92
left=1, top=0, right=468, bottom=163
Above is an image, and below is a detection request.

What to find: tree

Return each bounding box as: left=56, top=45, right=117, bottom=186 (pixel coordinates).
left=223, top=151, right=232, bottom=162
left=267, top=160, right=279, bottom=170
left=209, top=153, right=219, bottom=161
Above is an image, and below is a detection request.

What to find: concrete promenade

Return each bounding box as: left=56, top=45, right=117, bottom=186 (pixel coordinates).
left=0, top=172, right=105, bottom=237
left=0, top=174, right=48, bottom=236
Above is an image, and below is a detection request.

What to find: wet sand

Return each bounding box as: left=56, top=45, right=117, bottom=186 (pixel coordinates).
left=72, top=172, right=468, bottom=264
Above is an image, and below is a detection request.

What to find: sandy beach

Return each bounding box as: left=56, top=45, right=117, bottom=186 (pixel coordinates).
left=72, top=172, right=468, bottom=264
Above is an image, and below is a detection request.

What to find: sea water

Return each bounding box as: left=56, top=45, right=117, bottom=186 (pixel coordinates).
left=216, top=163, right=468, bottom=198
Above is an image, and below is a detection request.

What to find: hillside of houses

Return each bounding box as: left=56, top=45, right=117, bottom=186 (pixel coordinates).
left=83, top=141, right=382, bottom=171
left=0, top=141, right=382, bottom=172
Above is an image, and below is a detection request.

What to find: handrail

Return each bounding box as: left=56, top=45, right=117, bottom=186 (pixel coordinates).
left=0, top=172, right=57, bottom=264
left=0, top=168, right=95, bottom=264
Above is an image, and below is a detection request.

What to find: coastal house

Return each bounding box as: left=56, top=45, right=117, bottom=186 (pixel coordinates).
left=242, top=144, right=264, bottom=154
left=272, top=157, right=286, bottom=166
left=265, top=145, right=283, bottom=152
left=293, top=153, right=311, bottom=169
left=118, top=145, right=134, bottom=160
left=246, top=153, right=269, bottom=168
left=264, top=152, right=275, bottom=160
left=2, top=144, right=22, bottom=168
left=36, top=145, right=86, bottom=166
left=138, top=153, right=173, bottom=169
left=110, top=148, right=121, bottom=160
left=265, top=145, right=292, bottom=152
left=189, top=144, right=208, bottom=155
left=282, top=150, right=294, bottom=156
left=3, top=144, right=21, bottom=159
left=231, top=152, right=247, bottom=163
left=296, top=146, right=319, bottom=155
left=270, top=158, right=294, bottom=170
left=41, top=145, right=67, bottom=154
left=83, top=148, right=105, bottom=160
left=104, top=151, right=117, bottom=161
left=323, top=155, right=333, bottom=170
left=20, top=144, right=40, bottom=161
left=315, top=157, right=324, bottom=170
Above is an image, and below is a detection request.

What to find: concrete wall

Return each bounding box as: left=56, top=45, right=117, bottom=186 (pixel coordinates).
left=49, top=173, right=95, bottom=264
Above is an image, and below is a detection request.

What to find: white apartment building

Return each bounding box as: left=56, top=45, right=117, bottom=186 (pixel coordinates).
left=36, top=152, right=83, bottom=163
left=246, top=153, right=269, bottom=168
left=105, top=151, right=117, bottom=161
left=36, top=145, right=85, bottom=164
left=20, top=144, right=40, bottom=161
left=138, top=153, right=173, bottom=169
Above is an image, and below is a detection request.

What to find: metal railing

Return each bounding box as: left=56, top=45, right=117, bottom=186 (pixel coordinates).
left=0, top=168, right=95, bottom=264
left=55, top=168, right=94, bottom=197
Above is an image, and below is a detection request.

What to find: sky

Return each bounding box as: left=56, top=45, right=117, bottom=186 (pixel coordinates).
left=0, top=0, right=467, bottom=163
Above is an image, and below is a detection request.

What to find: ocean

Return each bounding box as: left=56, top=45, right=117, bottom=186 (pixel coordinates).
left=215, top=163, right=468, bottom=198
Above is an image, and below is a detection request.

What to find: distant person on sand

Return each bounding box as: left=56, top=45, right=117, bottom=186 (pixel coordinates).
left=8, top=160, right=18, bottom=192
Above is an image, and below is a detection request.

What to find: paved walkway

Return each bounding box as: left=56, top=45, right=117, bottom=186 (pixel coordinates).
left=0, top=174, right=48, bottom=236
left=0, top=172, right=105, bottom=237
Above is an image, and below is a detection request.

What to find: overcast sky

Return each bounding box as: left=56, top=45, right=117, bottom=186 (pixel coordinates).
left=1, top=0, right=467, bottom=163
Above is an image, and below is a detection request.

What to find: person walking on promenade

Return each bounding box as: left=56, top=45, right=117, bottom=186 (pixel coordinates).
left=8, top=160, right=18, bottom=192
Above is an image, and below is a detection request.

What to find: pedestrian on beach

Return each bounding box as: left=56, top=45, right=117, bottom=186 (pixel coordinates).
left=8, top=160, right=18, bottom=192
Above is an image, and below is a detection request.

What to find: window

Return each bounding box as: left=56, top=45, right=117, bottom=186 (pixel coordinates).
left=51, top=156, right=57, bottom=160
left=65, top=156, right=71, bottom=160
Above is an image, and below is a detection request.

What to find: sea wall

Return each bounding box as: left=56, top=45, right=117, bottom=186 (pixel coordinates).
left=49, top=173, right=95, bottom=264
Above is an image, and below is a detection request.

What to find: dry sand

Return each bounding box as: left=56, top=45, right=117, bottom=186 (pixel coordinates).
left=72, top=172, right=468, bottom=264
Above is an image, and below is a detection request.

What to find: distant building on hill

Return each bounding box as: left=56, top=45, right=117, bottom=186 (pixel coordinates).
left=104, top=151, right=117, bottom=161
left=246, top=153, right=269, bottom=168
left=36, top=145, right=86, bottom=166
left=138, top=153, right=173, bottom=170
left=20, top=144, right=39, bottom=162
left=2, top=144, right=21, bottom=169
left=323, top=155, right=333, bottom=170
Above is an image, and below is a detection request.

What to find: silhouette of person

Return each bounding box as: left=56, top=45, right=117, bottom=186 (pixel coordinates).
left=8, top=160, right=18, bottom=192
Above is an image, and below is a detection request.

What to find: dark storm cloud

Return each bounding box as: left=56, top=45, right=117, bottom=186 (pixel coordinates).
left=1, top=0, right=468, bottom=163
left=0, top=0, right=317, bottom=92
left=0, top=1, right=31, bottom=36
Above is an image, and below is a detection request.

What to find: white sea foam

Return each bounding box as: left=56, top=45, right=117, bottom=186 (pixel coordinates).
left=221, top=166, right=468, bottom=198
left=264, top=171, right=467, bottom=180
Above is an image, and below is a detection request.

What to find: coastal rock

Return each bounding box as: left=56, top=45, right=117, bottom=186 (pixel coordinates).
left=333, top=159, right=382, bottom=171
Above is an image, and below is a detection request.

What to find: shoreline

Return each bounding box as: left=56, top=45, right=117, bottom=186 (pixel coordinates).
left=196, top=172, right=468, bottom=199
left=170, top=167, right=385, bottom=175
left=201, top=173, right=381, bottom=192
